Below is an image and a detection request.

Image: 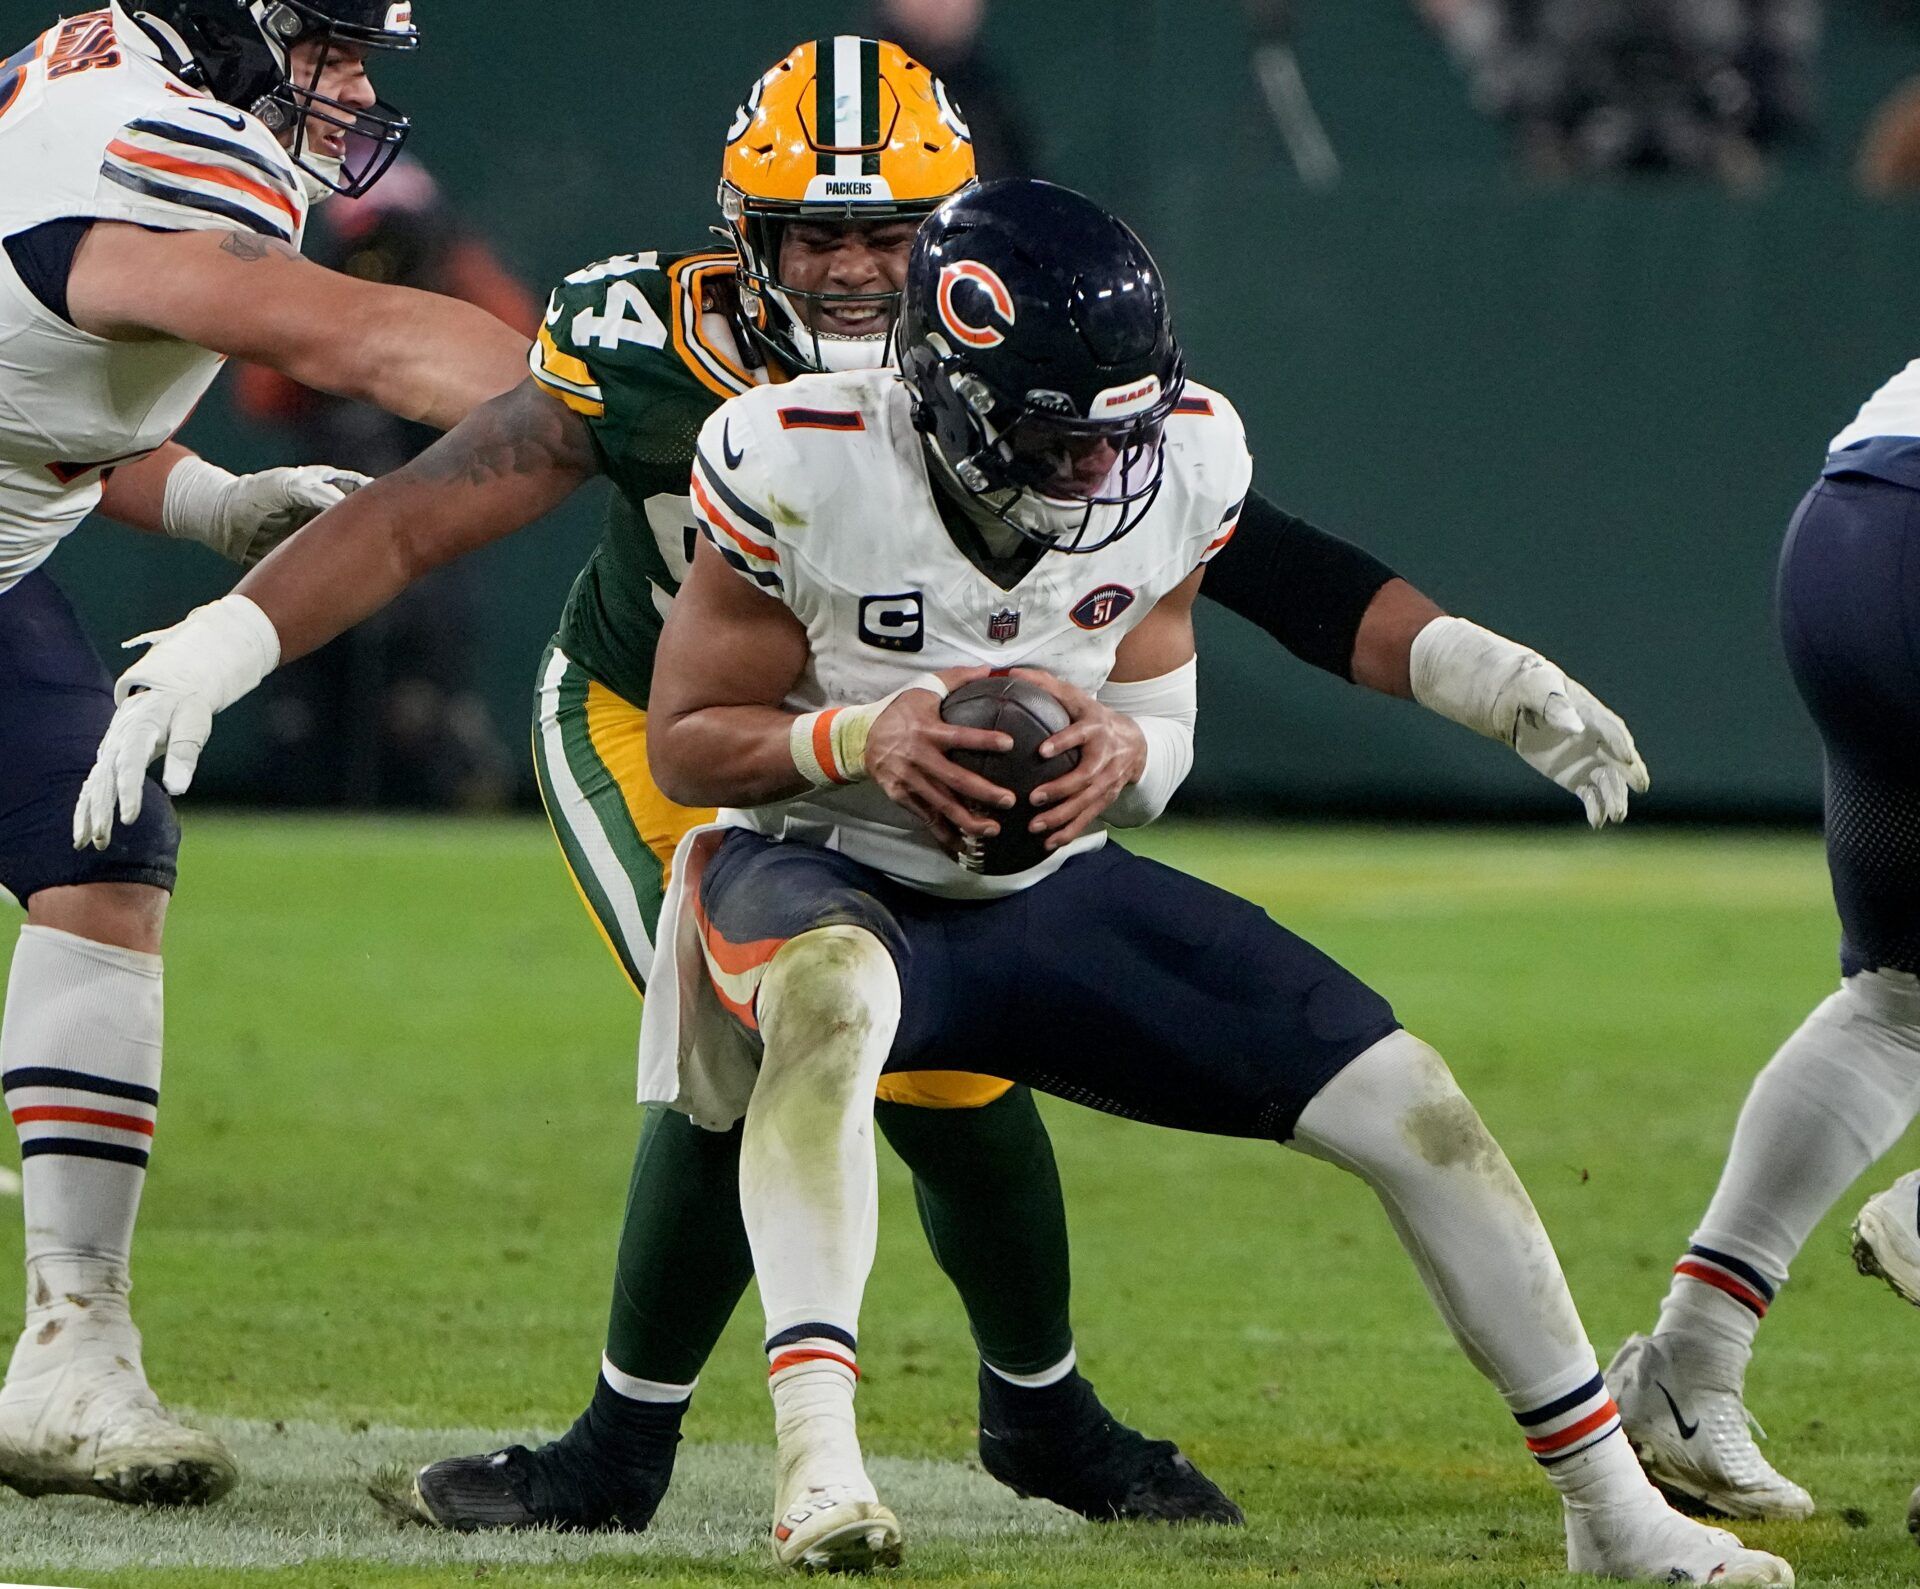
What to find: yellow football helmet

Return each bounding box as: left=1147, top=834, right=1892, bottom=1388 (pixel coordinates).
left=719, top=36, right=977, bottom=373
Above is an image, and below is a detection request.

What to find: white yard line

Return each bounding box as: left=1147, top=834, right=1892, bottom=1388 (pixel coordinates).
left=0, top=1415, right=1071, bottom=1576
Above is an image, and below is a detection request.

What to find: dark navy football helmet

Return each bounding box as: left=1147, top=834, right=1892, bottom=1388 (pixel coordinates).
left=897, top=179, right=1185, bottom=554
left=124, top=0, right=418, bottom=197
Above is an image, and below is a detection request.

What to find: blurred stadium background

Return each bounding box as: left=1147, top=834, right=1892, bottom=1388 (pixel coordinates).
left=47, top=0, right=1920, bottom=822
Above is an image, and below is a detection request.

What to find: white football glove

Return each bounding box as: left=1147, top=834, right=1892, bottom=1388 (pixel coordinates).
left=72, top=595, right=282, bottom=851
left=162, top=456, right=370, bottom=567
left=1410, top=616, right=1650, bottom=828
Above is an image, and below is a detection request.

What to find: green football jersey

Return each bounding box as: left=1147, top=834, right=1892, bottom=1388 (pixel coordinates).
left=530, top=248, right=770, bottom=707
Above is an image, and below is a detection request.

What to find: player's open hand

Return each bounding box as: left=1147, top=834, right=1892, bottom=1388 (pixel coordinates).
left=72, top=595, right=282, bottom=851
left=1013, top=668, right=1149, bottom=850
left=866, top=667, right=1016, bottom=853
left=1511, top=673, right=1650, bottom=829
left=1409, top=617, right=1651, bottom=829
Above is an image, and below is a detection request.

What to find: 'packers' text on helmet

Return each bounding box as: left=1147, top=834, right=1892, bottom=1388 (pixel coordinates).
left=898, top=180, right=1187, bottom=555
left=117, top=0, right=417, bottom=199
left=718, top=36, right=976, bottom=374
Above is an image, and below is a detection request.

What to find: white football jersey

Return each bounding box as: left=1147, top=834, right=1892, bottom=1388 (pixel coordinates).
left=0, top=5, right=308, bottom=593
left=688, top=368, right=1251, bottom=898
left=1831, top=359, right=1920, bottom=453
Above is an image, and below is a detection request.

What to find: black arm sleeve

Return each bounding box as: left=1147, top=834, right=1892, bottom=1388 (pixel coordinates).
left=1200, top=488, right=1400, bottom=683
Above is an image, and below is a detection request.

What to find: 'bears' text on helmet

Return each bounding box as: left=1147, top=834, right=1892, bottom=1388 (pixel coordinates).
left=718, top=36, right=976, bottom=374
left=898, top=179, right=1186, bottom=554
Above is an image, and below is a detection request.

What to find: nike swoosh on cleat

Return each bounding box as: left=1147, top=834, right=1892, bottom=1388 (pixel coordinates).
left=722, top=419, right=744, bottom=471
left=1657, top=1382, right=1699, bottom=1441
left=186, top=105, right=248, bottom=131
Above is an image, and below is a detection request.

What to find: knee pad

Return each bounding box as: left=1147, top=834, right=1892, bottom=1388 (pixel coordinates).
left=756, top=927, right=901, bottom=1081
left=1294, top=1029, right=1503, bottom=1178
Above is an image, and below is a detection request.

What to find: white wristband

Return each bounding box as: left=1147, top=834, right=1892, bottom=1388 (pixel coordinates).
left=1098, top=657, right=1198, bottom=828
left=1408, top=615, right=1545, bottom=743
left=159, top=455, right=240, bottom=545
left=790, top=673, right=949, bottom=789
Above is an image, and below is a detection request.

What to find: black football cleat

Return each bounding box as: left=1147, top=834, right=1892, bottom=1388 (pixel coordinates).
left=371, top=1380, right=682, bottom=1533
left=976, top=1364, right=1244, bottom=1526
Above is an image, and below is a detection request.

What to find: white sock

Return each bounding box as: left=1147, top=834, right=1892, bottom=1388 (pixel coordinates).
left=1291, top=1031, right=1647, bottom=1510
left=768, top=1340, right=873, bottom=1503
left=739, top=925, right=900, bottom=1359
left=1654, top=969, right=1920, bottom=1386
left=2, top=927, right=162, bottom=1309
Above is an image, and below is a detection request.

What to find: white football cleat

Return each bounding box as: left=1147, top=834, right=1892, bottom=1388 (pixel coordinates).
left=1564, top=1489, right=1793, bottom=1583
left=769, top=1407, right=901, bottom=1573
left=0, top=1268, right=234, bottom=1507
left=1852, top=1170, right=1920, bottom=1307
left=1608, top=1334, right=1813, bottom=1521
left=772, top=1482, right=903, bottom=1574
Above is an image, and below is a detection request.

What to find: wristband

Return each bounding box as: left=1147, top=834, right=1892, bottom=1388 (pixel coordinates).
left=160, top=455, right=240, bottom=544
left=116, top=593, right=283, bottom=712
left=790, top=673, right=949, bottom=789
left=1409, top=615, right=1543, bottom=743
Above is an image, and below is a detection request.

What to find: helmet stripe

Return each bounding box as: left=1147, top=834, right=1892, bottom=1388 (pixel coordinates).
left=813, top=37, right=835, bottom=175
left=832, top=34, right=862, bottom=177
left=860, top=37, right=881, bottom=176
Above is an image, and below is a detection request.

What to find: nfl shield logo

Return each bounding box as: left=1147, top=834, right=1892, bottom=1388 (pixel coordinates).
left=987, top=607, right=1021, bottom=643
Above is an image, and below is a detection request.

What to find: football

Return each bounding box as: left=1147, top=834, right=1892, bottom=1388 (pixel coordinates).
left=940, top=675, right=1080, bottom=876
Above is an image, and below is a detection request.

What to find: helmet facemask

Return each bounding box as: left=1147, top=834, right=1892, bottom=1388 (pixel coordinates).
left=912, top=335, right=1184, bottom=554
left=722, top=187, right=944, bottom=375
left=247, top=0, right=416, bottom=201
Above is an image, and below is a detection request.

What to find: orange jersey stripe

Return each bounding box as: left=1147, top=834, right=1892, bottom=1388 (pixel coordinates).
left=1523, top=1400, right=1619, bottom=1454
left=691, top=471, right=780, bottom=563
left=1205, top=522, right=1239, bottom=555
left=11, top=1104, right=154, bottom=1136
left=106, top=139, right=299, bottom=225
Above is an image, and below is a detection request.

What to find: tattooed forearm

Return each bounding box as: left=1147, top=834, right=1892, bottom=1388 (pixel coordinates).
left=219, top=231, right=302, bottom=264
left=408, top=379, right=600, bottom=488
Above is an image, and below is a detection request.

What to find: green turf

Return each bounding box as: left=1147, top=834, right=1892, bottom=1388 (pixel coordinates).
left=0, top=817, right=1912, bottom=1586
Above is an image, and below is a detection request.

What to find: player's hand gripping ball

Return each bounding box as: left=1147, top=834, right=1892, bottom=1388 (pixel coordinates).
left=940, top=676, right=1081, bottom=876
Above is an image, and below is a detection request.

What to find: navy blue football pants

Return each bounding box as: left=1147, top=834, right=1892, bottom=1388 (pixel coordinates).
left=0, top=569, right=178, bottom=905
left=699, top=829, right=1403, bottom=1141
left=1779, top=474, right=1920, bottom=974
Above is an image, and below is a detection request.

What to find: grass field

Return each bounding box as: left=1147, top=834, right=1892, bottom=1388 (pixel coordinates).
left=0, top=816, right=1914, bottom=1588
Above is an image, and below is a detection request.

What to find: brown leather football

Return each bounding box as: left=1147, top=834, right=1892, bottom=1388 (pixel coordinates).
left=941, top=676, right=1080, bottom=876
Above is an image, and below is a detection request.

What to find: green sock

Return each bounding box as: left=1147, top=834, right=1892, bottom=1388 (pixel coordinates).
left=876, top=1085, right=1075, bottom=1378
left=602, top=1105, right=756, bottom=1388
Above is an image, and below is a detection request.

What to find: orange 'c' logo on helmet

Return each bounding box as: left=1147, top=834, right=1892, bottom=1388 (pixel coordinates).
left=937, top=260, right=1015, bottom=349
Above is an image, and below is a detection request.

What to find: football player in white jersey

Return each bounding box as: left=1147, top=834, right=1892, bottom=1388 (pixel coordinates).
left=1609, top=359, right=1920, bottom=1528
left=64, top=174, right=1784, bottom=1576
left=631, top=182, right=1785, bottom=1579
left=0, top=0, right=526, bottom=1507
